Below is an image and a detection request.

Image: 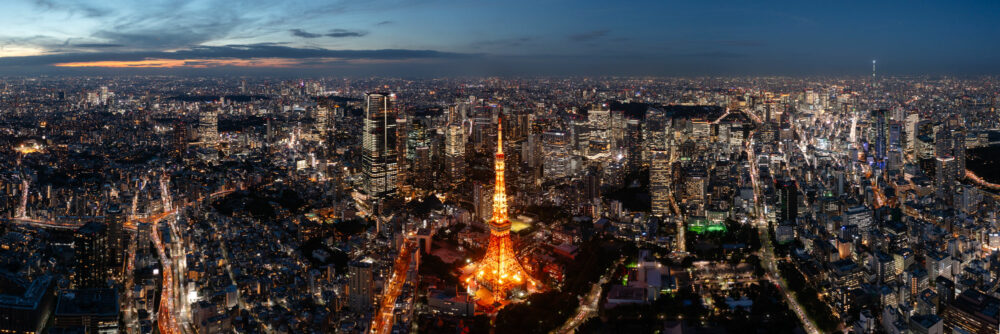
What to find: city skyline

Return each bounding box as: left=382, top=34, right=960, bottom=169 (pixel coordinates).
left=1, top=1, right=1000, bottom=334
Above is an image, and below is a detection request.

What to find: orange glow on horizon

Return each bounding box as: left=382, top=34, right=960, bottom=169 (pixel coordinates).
left=53, top=57, right=430, bottom=68
left=54, top=58, right=308, bottom=68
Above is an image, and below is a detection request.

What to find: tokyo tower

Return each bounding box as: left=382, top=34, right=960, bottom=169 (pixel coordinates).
left=466, top=117, right=533, bottom=300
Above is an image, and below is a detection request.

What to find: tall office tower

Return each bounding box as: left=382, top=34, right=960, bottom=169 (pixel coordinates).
left=347, top=259, right=374, bottom=312
left=947, top=117, right=966, bottom=177
left=777, top=180, right=798, bottom=224
left=74, top=222, right=110, bottom=288
left=315, top=106, right=329, bottom=136
left=610, top=110, right=626, bottom=147
left=361, top=92, right=399, bottom=212
left=542, top=131, right=571, bottom=180
left=468, top=120, right=533, bottom=300
left=472, top=182, right=493, bottom=223
left=445, top=123, right=466, bottom=185
left=625, top=119, right=642, bottom=173
left=99, top=86, right=109, bottom=104
left=888, top=122, right=902, bottom=148
left=199, top=109, right=218, bottom=147
left=135, top=222, right=151, bottom=259
left=584, top=166, right=602, bottom=202
left=588, top=108, right=610, bottom=131
left=905, top=113, right=920, bottom=153
left=584, top=166, right=602, bottom=217
left=413, top=146, right=431, bottom=188
left=171, top=121, right=188, bottom=161
left=935, top=155, right=958, bottom=202
left=395, top=115, right=409, bottom=191
left=682, top=165, right=707, bottom=209
left=650, top=151, right=672, bottom=216
left=869, top=109, right=889, bottom=171
left=571, top=120, right=591, bottom=155
left=935, top=116, right=967, bottom=183
left=524, top=133, right=542, bottom=169
left=934, top=124, right=952, bottom=158
left=105, top=205, right=126, bottom=279
left=588, top=107, right=610, bottom=147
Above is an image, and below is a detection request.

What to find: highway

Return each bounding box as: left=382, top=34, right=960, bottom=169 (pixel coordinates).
left=553, top=257, right=625, bottom=334
left=148, top=186, right=235, bottom=334
left=151, top=209, right=182, bottom=334
left=744, top=130, right=820, bottom=334
left=370, top=239, right=416, bottom=334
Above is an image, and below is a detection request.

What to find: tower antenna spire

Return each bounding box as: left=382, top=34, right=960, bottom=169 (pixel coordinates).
left=464, top=112, right=533, bottom=301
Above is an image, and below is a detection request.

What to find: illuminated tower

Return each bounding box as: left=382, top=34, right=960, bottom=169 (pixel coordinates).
left=199, top=109, right=218, bottom=147
left=470, top=118, right=532, bottom=300
left=870, top=109, right=889, bottom=171
left=361, top=92, right=399, bottom=214
left=171, top=121, right=188, bottom=162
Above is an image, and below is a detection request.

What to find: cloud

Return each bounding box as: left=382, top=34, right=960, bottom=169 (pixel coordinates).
left=326, top=29, right=367, bottom=38
left=0, top=44, right=476, bottom=68
left=470, top=37, right=532, bottom=49
left=376, top=20, right=394, bottom=26
left=92, top=14, right=249, bottom=50
left=33, top=0, right=110, bottom=18
left=290, top=28, right=367, bottom=38
left=569, top=29, right=609, bottom=42
left=71, top=43, right=124, bottom=48
left=290, top=29, right=322, bottom=38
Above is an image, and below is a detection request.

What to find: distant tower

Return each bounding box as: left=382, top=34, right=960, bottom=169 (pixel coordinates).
left=468, top=118, right=533, bottom=300
left=871, top=59, right=878, bottom=110
left=199, top=110, right=218, bottom=147
left=872, top=59, right=877, bottom=83
left=171, top=121, right=187, bottom=161
left=315, top=106, right=329, bottom=137
left=361, top=93, right=399, bottom=217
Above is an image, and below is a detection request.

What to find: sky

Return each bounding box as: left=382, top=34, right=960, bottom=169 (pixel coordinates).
left=0, top=0, right=998, bottom=76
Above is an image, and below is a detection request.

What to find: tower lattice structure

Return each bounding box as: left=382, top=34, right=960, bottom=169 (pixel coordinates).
left=472, top=118, right=531, bottom=299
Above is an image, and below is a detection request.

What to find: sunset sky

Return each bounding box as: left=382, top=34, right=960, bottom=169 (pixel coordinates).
left=1, top=0, right=998, bottom=75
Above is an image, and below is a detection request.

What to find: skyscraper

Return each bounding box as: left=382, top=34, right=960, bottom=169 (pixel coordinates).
left=650, top=151, right=672, bottom=216
left=625, top=119, right=642, bottom=173
left=542, top=131, right=571, bottom=180
left=870, top=109, right=889, bottom=171
left=905, top=113, right=920, bottom=153
left=445, top=122, right=465, bottom=186
left=315, top=106, right=330, bottom=137
left=361, top=92, right=399, bottom=213
left=105, top=205, right=126, bottom=280
left=74, top=222, right=110, bottom=289
left=171, top=121, right=187, bottom=161
left=778, top=180, right=798, bottom=224
left=348, top=259, right=374, bottom=313
left=199, top=109, right=218, bottom=147
left=935, top=155, right=957, bottom=202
